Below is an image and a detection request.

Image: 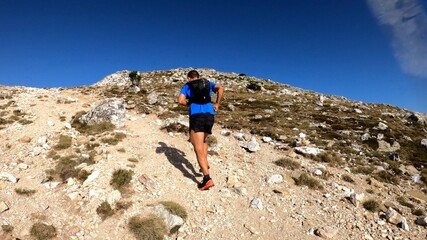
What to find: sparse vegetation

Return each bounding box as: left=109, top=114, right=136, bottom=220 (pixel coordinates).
left=101, top=132, right=126, bottom=145
left=274, top=157, right=301, bottom=170
left=160, top=201, right=188, bottom=219
left=97, top=201, right=115, bottom=220
left=128, top=158, right=138, bottom=163
left=15, top=188, right=36, bottom=196
left=116, top=201, right=133, bottom=211
left=30, top=223, right=57, bottom=240
left=86, top=143, right=100, bottom=150
left=396, top=196, right=414, bottom=209
left=374, top=170, right=399, bottom=185
left=205, top=135, right=218, bottom=146
left=128, top=215, right=167, bottom=240
left=54, top=135, right=72, bottom=150
left=342, top=174, right=355, bottom=183
left=111, top=169, right=133, bottom=192
left=311, top=152, right=343, bottom=167
left=1, top=224, right=14, bottom=233
left=353, top=166, right=375, bottom=175
left=412, top=209, right=424, bottom=216
left=363, top=199, right=380, bottom=212
left=51, top=155, right=94, bottom=181
left=293, top=173, right=324, bottom=190
left=71, top=111, right=116, bottom=135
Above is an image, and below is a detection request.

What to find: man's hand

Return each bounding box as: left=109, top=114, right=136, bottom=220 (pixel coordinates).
left=213, top=103, right=220, bottom=112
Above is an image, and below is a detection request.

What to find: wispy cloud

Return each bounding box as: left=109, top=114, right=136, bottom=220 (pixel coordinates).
left=367, top=0, right=427, bottom=79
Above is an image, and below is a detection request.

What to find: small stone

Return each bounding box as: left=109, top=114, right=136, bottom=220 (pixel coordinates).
left=47, top=120, right=55, bottom=126
left=43, top=182, right=61, bottom=189
left=107, top=190, right=122, bottom=205
left=32, top=146, right=43, bottom=156
left=406, top=165, right=418, bottom=175
left=294, top=146, right=324, bottom=155
left=0, top=172, right=19, bottom=183
left=421, top=138, right=427, bottom=148
left=273, top=188, right=291, bottom=197
left=154, top=204, right=184, bottom=231
left=18, top=163, right=29, bottom=170
left=360, top=133, right=370, bottom=141
left=245, top=137, right=260, bottom=152
left=378, top=122, right=388, bottom=130
left=37, top=136, right=48, bottom=146
left=0, top=201, right=9, bottom=213
left=76, top=136, right=89, bottom=145
left=226, top=175, right=240, bottom=188
left=415, top=216, right=427, bottom=226
left=385, top=207, right=403, bottom=225
left=244, top=224, right=260, bottom=235
left=20, top=136, right=32, bottom=143
left=83, top=170, right=99, bottom=185
left=64, top=122, right=72, bottom=129
left=220, top=130, right=231, bottom=136
left=400, top=217, right=410, bottom=231
left=267, top=174, right=283, bottom=184
left=234, top=133, right=245, bottom=141
left=262, top=136, right=272, bottom=143
left=250, top=198, right=263, bottom=210
left=315, top=226, right=338, bottom=239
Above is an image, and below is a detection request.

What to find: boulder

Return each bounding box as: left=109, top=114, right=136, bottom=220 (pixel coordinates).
left=0, top=172, right=19, bottom=183
left=294, top=146, right=324, bottom=155
left=385, top=207, right=404, bottom=225
left=153, top=204, right=184, bottom=231
left=79, top=98, right=126, bottom=128
left=416, top=216, right=427, bottom=227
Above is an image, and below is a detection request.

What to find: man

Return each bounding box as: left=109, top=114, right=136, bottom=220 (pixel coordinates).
left=178, top=70, right=224, bottom=190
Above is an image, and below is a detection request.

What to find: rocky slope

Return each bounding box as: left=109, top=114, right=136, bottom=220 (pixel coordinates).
left=0, top=68, right=426, bottom=240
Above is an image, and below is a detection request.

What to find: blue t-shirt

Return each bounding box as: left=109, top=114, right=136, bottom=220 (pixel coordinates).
left=180, top=81, right=216, bottom=116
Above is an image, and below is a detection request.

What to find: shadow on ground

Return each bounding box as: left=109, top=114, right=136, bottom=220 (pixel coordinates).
left=156, top=141, right=201, bottom=184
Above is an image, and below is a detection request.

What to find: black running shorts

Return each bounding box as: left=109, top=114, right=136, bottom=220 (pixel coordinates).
left=189, top=113, right=214, bottom=134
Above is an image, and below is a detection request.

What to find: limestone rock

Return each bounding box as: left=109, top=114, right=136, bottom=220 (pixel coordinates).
left=250, top=198, right=263, bottom=210
left=294, top=146, right=324, bottom=155
left=83, top=170, right=99, bottom=185
left=315, top=226, right=338, bottom=239
left=360, top=133, right=370, bottom=141
left=154, top=204, right=184, bottom=231
left=267, top=174, right=283, bottom=184
left=147, top=91, right=159, bottom=105
left=78, top=98, right=126, bottom=128
left=234, top=133, right=245, bottom=141
left=421, top=138, right=427, bottom=149
left=378, top=122, right=388, bottom=130
left=244, top=137, right=260, bottom=152
left=377, top=140, right=400, bottom=152
left=262, top=136, right=272, bottom=143
left=0, top=172, right=19, bottom=183
left=385, top=207, right=403, bottom=225
left=0, top=201, right=9, bottom=213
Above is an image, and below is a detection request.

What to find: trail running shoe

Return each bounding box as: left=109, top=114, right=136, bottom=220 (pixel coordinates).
left=198, top=179, right=214, bottom=191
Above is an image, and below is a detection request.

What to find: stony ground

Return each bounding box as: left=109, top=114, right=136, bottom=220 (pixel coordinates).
left=0, top=85, right=426, bottom=240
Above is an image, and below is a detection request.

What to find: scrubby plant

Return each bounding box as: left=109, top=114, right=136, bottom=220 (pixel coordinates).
left=128, top=158, right=138, bottom=163
left=77, top=169, right=91, bottom=183
left=111, top=169, right=133, bottom=192
left=274, top=157, right=301, bottom=170
left=128, top=215, right=167, bottom=240
left=396, top=196, right=414, bottom=209
left=54, top=135, right=72, bottom=150
left=71, top=111, right=116, bottom=135
left=85, top=143, right=100, bottom=150
left=47, top=150, right=61, bottom=160
left=312, top=152, right=343, bottom=167
left=160, top=201, right=188, bottom=219
left=293, top=173, right=324, bottom=190
left=116, top=201, right=133, bottom=211
left=97, top=201, right=115, bottom=220
left=101, top=132, right=126, bottom=145
left=52, top=155, right=94, bottom=181
left=363, top=199, right=380, bottom=212
left=412, top=209, right=424, bottom=216
left=1, top=224, right=14, bottom=233
left=30, top=223, right=57, bottom=240
left=59, top=116, right=66, bottom=122
left=374, top=170, right=399, bottom=185
left=18, top=119, right=33, bottom=125
left=15, top=188, right=36, bottom=196
left=205, top=135, right=218, bottom=146
left=342, top=174, right=355, bottom=183
left=353, top=166, right=375, bottom=175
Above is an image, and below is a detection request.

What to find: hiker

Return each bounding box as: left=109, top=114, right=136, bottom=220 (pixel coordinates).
left=177, top=70, right=224, bottom=190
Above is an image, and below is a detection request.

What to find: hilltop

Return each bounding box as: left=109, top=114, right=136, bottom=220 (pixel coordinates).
left=0, top=68, right=426, bottom=239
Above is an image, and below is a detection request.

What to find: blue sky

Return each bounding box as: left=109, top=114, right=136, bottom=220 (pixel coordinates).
left=0, top=0, right=426, bottom=113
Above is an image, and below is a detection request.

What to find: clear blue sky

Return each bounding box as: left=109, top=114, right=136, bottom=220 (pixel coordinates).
left=0, top=0, right=426, bottom=113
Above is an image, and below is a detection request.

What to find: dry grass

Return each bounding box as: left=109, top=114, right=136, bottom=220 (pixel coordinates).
left=128, top=215, right=167, bottom=240
left=97, top=201, right=115, bottom=220
left=15, top=188, right=36, bottom=196
left=342, top=174, right=355, bottom=183
left=1, top=224, right=13, bottom=233
left=51, top=155, right=95, bottom=182
left=71, top=111, right=116, bottom=135
left=396, top=196, right=414, bottom=209
left=374, top=170, right=399, bottom=185
left=128, top=158, right=139, bottom=163
left=111, top=169, right=133, bottom=193
left=274, top=157, right=301, bottom=170
left=362, top=199, right=380, bottom=212
left=54, top=135, right=72, bottom=150
left=159, top=201, right=188, bottom=219
left=293, top=173, right=324, bottom=190
left=30, top=223, right=57, bottom=240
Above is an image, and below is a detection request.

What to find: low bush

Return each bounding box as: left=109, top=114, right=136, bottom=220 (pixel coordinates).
left=128, top=215, right=167, bottom=240
left=396, top=196, right=414, bottom=209
left=97, top=201, right=115, bottom=220
left=374, top=170, right=399, bottom=185
left=15, top=188, right=36, bottom=196
left=342, top=174, right=355, bottom=183
left=160, top=201, right=187, bottom=219
left=111, top=169, right=133, bottom=192
left=274, top=158, right=301, bottom=170
left=30, top=223, right=57, bottom=240
left=1, top=224, right=13, bottom=233
left=363, top=199, right=380, bottom=212
left=293, top=173, right=323, bottom=190
left=54, top=135, right=72, bottom=150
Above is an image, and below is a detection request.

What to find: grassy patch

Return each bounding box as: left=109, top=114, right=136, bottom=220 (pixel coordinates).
left=85, top=143, right=100, bottom=150
left=363, top=199, right=380, bottom=212
left=30, top=223, right=57, bottom=240
left=342, top=174, right=355, bottom=183
left=412, top=209, right=424, bottom=216
left=274, top=157, right=301, bottom=170
left=160, top=201, right=188, bottom=219
left=311, top=152, right=343, bottom=167
left=47, top=150, right=61, bottom=160
left=116, top=201, right=133, bottom=211
left=374, top=170, right=399, bottom=185
left=71, top=111, right=116, bottom=135
left=128, top=158, right=138, bottom=163
left=101, top=132, right=126, bottom=145
left=396, top=196, right=415, bottom=209
left=128, top=215, right=167, bottom=240
left=97, top=201, right=115, bottom=220
left=15, top=188, right=36, bottom=196
left=52, top=155, right=94, bottom=181
left=1, top=224, right=13, bottom=233
left=293, top=173, right=324, bottom=190
left=54, top=135, right=72, bottom=150
left=353, top=166, right=375, bottom=175
left=59, top=116, right=66, bottom=122
left=111, top=169, right=133, bottom=192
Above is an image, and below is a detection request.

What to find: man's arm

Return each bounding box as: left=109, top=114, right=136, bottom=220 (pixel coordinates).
left=178, top=93, right=188, bottom=106
left=213, top=84, right=224, bottom=112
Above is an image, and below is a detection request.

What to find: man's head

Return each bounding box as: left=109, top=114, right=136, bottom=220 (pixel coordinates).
left=187, top=70, right=200, bottom=80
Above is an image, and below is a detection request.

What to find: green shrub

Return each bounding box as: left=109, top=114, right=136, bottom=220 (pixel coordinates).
left=396, top=196, right=414, bottom=209
left=274, top=158, right=301, bottom=170
left=293, top=173, right=323, bottom=190
left=54, top=135, right=72, bottom=150
left=363, top=199, right=380, bottom=212
left=128, top=215, right=167, bottom=240
left=160, top=201, right=187, bottom=219
left=30, top=223, right=57, bottom=240
left=15, top=188, right=36, bottom=196
left=97, top=201, right=115, bottom=220
left=111, top=169, right=133, bottom=192
left=77, top=169, right=91, bottom=183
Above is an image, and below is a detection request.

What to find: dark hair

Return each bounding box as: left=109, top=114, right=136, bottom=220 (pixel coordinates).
left=187, top=70, right=200, bottom=79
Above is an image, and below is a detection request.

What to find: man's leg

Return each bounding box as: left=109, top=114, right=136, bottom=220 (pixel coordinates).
left=190, top=130, right=209, bottom=175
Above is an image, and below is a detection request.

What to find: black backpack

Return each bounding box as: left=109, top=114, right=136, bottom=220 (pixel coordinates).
left=186, top=78, right=211, bottom=104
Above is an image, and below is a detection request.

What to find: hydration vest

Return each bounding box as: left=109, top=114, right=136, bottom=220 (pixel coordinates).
left=187, top=78, right=211, bottom=104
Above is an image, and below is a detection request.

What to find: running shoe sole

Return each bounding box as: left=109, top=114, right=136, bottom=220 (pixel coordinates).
left=198, top=179, right=214, bottom=191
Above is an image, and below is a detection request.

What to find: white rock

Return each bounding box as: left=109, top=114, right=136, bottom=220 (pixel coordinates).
left=107, top=190, right=122, bottom=205
left=154, top=204, right=184, bottom=230
left=262, top=136, right=272, bottom=143
left=0, top=172, right=19, bottom=183
left=361, top=133, right=370, bottom=141
left=421, top=138, right=427, bottom=148
left=378, top=122, right=388, bottom=130
left=411, top=174, right=421, bottom=183
left=64, top=122, right=72, bottom=129
left=294, top=146, right=324, bottom=155
left=220, top=129, right=231, bottom=136
left=298, top=132, right=306, bottom=139
left=43, top=182, right=61, bottom=189
left=234, top=133, right=245, bottom=141
left=385, top=207, right=403, bottom=225
left=83, top=170, right=99, bottom=185
left=0, top=201, right=9, bottom=213
left=250, top=198, right=263, bottom=210
left=355, top=109, right=362, bottom=113
left=42, top=143, right=51, bottom=150
left=401, top=217, right=410, bottom=231
left=267, top=174, right=283, bottom=184
left=18, top=163, right=29, bottom=170
left=32, top=146, right=44, bottom=156
left=246, top=137, right=260, bottom=152
left=67, top=178, right=75, bottom=186
left=67, top=192, right=81, bottom=201
left=37, top=136, right=48, bottom=146
left=377, top=133, right=384, bottom=140
left=47, top=120, right=55, bottom=126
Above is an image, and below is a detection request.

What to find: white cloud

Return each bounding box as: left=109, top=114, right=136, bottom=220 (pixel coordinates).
left=367, top=0, right=427, bottom=78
